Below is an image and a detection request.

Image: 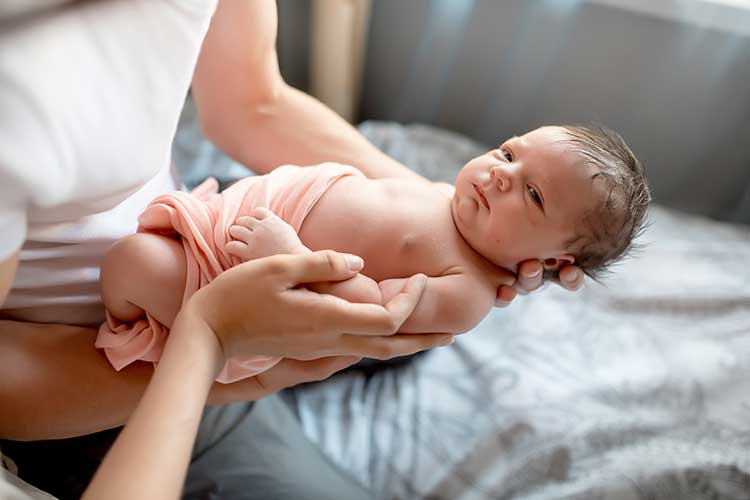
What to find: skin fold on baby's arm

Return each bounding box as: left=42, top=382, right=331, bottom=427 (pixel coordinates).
left=226, top=208, right=497, bottom=335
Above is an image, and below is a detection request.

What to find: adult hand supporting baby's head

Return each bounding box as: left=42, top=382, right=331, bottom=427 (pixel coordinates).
left=494, top=259, right=584, bottom=307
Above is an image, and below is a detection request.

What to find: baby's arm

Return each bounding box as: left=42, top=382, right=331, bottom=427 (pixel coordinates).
left=377, top=272, right=495, bottom=334
left=227, top=208, right=384, bottom=304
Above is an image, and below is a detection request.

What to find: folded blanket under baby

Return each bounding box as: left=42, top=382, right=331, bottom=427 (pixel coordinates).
left=95, top=163, right=361, bottom=383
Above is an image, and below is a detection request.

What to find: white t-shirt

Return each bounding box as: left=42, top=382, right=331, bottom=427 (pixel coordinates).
left=0, top=0, right=218, bottom=325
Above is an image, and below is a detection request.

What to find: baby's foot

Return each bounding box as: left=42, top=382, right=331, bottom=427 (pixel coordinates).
left=226, top=207, right=308, bottom=262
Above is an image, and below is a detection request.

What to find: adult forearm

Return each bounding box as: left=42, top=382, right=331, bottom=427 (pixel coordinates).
left=0, top=320, right=153, bottom=440
left=83, top=311, right=220, bottom=500
left=203, top=83, right=428, bottom=183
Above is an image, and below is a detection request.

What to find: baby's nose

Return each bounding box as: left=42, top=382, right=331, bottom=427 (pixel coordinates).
left=490, top=165, right=511, bottom=192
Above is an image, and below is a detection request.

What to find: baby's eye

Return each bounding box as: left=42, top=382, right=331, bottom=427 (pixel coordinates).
left=528, top=186, right=543, bottom=207
left=500, top=149, right=513, bottom=162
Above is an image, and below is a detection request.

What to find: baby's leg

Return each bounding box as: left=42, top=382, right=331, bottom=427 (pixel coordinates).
left=100, top=233, right=187, bottom=327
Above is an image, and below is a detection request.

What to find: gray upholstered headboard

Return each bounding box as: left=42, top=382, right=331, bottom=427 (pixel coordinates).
left=276, top=0, right=750, bottom=225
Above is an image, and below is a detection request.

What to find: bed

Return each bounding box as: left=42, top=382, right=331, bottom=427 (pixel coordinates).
left=175, top=117, right=750, bottom=500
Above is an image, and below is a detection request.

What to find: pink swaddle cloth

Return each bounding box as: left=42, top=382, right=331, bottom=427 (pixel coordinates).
left=95, top=163, right=362, bottom=383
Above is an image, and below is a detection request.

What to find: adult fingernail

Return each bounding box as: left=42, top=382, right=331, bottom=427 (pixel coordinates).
left=346, top=255, right=364, bottom=271
left=525, top=268, right=541, bottom=278
left=440, top=336, right=454, bottom=346
left=562, top=272, right=577, bottom=284
left=494, top=299, right=510, bottom=308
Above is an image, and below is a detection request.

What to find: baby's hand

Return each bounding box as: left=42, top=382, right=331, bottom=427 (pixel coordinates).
left=226, top=207, right=308, bottom=262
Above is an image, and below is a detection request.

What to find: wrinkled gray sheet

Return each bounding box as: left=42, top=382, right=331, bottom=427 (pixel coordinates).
left=286, top=122, right=750, bottom=500
left=175, top=117, right=750, bottom=499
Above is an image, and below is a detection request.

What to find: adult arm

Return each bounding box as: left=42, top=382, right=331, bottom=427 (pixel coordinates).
left=0, top=251, right=445, bottom=440
left=192, top=0, right=584, bottom=296
left=191, top=0, right=426, bottom=183
left=81, top=251, right=435, bottom=500
left=83, top=310, right=360, bottom=499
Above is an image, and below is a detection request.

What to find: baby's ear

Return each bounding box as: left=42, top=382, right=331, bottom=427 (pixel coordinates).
left=543, top=254, right=575, bottom=271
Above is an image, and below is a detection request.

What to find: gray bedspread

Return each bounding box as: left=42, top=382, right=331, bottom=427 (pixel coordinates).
left=285, top=122, right=750, bottom=500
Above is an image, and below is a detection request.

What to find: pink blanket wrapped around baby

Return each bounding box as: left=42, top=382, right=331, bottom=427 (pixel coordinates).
left=95, top=163, right=361, bottom=383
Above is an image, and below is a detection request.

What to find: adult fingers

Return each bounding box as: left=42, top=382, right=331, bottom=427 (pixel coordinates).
left=494, top=285, right=517, bottom=307
left=255, top=356, right=362, bottom=394
left=284, top=287, right=414, bottom=336
left=304, top=273, right=427, bottom=336
left=339, top=333, right=453, bottom=360
left=278, top=250, right=364, bottom=287
left=514, top=260, right=543, bottom=294
left=379, top=273, right=427, bottom=331
left=558, top=265, right=584, bottom=291
left=209, top=356, right=361, bottom=404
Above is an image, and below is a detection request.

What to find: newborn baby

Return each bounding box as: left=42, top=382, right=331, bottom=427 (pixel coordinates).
left=96, top=125, right=650, bottom=382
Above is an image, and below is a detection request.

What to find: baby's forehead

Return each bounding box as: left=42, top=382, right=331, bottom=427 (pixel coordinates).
left=506, top=128, right=578, bottom=160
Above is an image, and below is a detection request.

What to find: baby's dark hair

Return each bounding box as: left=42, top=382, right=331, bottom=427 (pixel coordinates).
left=547, top=124, right=651, bottom=283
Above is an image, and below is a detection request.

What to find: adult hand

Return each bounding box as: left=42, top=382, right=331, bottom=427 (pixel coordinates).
left=494, top=260, right=584, bottom=307
left=185, top=250, right=450, bottom=363
left=208, top=355, right=362, bottom=405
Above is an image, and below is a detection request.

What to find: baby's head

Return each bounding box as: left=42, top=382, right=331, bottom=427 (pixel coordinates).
left=451, top=124, right=650, bottom=281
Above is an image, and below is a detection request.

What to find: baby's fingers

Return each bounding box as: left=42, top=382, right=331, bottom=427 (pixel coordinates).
left=229, top=224, right=254, bottom=243
left=225, top=240, right=248, bottom=257
left=249, top=207, right=276, bottom=220
left=234, top=216, right=259, bottom=230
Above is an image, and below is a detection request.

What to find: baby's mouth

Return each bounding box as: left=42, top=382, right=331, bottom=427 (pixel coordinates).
left=473, top=184, right=490, bottom=210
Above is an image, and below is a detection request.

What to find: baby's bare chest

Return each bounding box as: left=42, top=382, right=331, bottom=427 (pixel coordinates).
left=299, top=177, right=479, bottom=282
